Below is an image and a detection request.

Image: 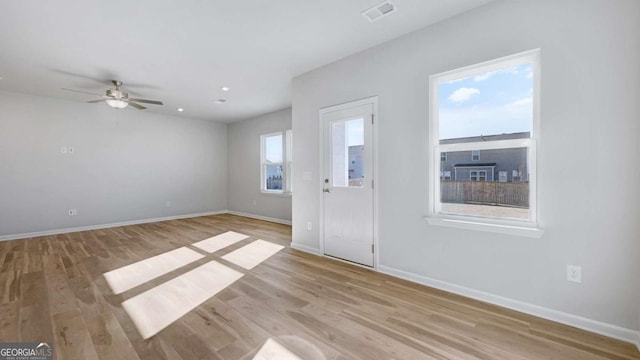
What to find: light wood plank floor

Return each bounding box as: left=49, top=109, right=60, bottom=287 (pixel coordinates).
left=0, top=214, right=638, bottom=359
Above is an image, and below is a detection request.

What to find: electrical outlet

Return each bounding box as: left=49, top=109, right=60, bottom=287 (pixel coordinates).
left=68, top=146, right=74, bottom=154
left=61, top=146, right=68, bottom=154
left=307, top=221, right=312, bottom=231
left=68, top=209, right=77, bottom=216
left=567, top=265, right=582, bottom=283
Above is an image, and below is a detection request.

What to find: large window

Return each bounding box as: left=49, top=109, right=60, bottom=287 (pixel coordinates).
left=429, top=50, right=539, bottom=226
left=260, top=131, right=292, bottom=194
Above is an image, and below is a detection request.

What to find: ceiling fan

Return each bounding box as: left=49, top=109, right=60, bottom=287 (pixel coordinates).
left=62, top=80, right=164, bottom=110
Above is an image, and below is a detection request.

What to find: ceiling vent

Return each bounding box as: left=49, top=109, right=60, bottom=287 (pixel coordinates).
left=362, top=1, right=397, bottom=22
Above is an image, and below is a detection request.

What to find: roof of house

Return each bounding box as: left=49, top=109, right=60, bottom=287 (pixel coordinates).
left=440, top=132, right=530, bottom=145
left=454, top=163, right=497, bottom=167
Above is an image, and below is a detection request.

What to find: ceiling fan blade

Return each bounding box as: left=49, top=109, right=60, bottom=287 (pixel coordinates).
left=87, top=99, right=104, bottom=103
left=127, top=101, right=146, bottom=110
left=62, top=88, right=105, bottom=97
left=128, top=98, right=163, bottom=106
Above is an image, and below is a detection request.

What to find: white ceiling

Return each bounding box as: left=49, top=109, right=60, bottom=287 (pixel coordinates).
left=0, top=0, right=492, bottom=122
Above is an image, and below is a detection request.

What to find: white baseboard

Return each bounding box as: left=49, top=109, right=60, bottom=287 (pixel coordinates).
left=0, top=210, right=228, bottom=241
left=227, top=210, right=292, bottom=225
left=378, top=265, right=640, bottom=346
left=290, top=242, right=322, bottom=255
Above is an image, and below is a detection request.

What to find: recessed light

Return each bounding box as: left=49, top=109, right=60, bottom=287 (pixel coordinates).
left=177, top=108, right=184, bottom=112
left=221, top=86, right=230, bottom=92
left=214, top=99, right=227, bottom=104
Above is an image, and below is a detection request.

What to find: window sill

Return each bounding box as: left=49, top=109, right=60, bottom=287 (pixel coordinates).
left=260, top=191, right=292, bottom=197
left=424, top=216, right=544, bottom=238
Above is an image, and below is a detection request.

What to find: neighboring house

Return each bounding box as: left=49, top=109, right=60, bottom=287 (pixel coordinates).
left=348, top=145, right=364, bottom=180
left=440, top=132, right=529, bottom=182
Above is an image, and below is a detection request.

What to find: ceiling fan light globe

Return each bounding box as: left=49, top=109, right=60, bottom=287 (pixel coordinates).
left=106, top=99, right=129, bottom=109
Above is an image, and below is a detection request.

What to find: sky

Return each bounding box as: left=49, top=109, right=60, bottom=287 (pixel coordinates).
left=438, top=62, right=533, bottom=140
left=265, top=134, right=283, bottom=180
left=347, top=118, right=364, bottom=146
left=265, top=134, right=283, bottom=163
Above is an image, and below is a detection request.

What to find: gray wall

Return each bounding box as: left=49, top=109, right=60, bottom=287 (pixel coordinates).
left=227, top=108, right=292, bottom=222
left=0, top=91, right=228, bottom=236
left=292, top=0, right=640, bottom=332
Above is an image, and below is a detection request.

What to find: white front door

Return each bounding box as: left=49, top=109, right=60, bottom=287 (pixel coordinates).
left=321, top=101, right=374, bottom=266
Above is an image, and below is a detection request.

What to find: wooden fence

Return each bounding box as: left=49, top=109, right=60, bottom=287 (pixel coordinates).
left=441, top=181, right=529, bottom=207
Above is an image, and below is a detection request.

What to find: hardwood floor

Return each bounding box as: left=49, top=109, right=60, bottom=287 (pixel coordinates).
left=0, top=213, right=638, bottom=359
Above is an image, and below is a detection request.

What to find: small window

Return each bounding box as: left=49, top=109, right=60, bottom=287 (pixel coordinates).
left=430, top=49, right=539, bottom=224
left=470, top=170, right=487, bottom=181
left=512, top=169, right=522, bottom=182
left=261, top=130, right=292, bottom=194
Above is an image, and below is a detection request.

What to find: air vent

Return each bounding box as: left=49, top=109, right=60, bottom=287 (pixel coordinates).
left=362, top=1, right=397, bottom=22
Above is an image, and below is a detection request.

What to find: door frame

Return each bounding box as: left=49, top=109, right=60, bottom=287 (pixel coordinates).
left=318, top=96, right=379, bottom=269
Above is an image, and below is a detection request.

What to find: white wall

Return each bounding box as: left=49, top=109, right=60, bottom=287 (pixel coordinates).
left=227, top=108, right=292, bottom=222
left=292, top=0, right=640, bottom=334
left=0, top=91, right=228, bottom=237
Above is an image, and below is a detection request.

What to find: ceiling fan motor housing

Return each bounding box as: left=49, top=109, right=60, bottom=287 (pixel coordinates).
left=106, top=89, right=128, bottom=99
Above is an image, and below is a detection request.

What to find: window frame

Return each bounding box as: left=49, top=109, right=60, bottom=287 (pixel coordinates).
left=260, top=131, right=292, bottom=195
left=471, top=150, right=480, bottom=161
left=427, top=49, right=541, bottom=235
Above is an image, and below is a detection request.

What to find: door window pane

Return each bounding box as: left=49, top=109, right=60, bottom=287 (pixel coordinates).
left=331, top=118, right=364, bottom=187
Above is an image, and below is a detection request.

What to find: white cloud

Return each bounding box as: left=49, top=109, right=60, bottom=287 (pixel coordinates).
left=473, top=70, right=499, bottom=82
left=509, top=96, right=532, bottom=108
left=448, top=87, right=480, bottom=103
left=473, top=66, right=523, bottom=82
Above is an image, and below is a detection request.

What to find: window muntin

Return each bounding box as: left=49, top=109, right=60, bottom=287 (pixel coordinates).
left=261, top=131, right=292, bottom=194
left=440, top=152, right=447, bottom=162
left=430, top=50, right=539, bottom=224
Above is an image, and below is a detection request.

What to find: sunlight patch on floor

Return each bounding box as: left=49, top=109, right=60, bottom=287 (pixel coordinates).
left=192, top=231, right=250, bottom=253
left=253, top=339, right=302, bottom=360
left=122, top=260, right=243, bottom=339
left=222, top=239, right=284, bottom=270
left=103, top=247, right=204, bottom=295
